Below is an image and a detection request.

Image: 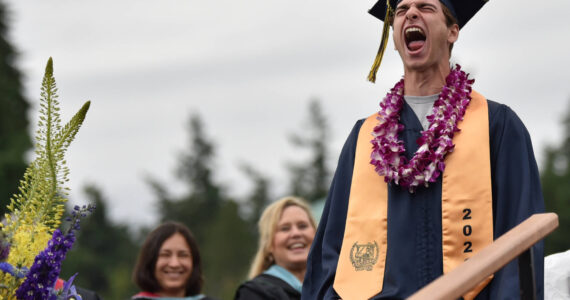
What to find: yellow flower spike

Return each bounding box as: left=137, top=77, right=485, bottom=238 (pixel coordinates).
left=0, top=58, right=91, bottom=297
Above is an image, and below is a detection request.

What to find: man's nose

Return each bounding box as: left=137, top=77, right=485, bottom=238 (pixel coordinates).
left=406, top=7, right=420, bottom=20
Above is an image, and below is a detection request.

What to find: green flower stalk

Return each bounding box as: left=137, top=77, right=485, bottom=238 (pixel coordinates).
left=0, top=58, right=90, bottom=299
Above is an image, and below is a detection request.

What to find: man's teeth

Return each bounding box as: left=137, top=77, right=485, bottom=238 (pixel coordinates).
left=406, top=27, right=424, bottom=35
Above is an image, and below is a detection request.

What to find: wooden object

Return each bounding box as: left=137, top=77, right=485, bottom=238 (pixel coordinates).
left=408, top=213, right=559, bottom=300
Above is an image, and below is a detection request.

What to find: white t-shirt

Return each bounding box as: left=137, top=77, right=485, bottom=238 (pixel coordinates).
left=404, top=94, right=439, bottom=131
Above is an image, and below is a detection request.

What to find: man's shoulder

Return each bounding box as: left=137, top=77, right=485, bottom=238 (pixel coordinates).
left=486, top=99, right=509, bottom=115
left=482, top=99, right=527, bottom=133
left=338, top=118, right=367, bottom=150
left=354, top=117, right=368, bottom=131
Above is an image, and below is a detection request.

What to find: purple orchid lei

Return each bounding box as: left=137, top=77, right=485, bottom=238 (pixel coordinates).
left=370, top=64, right=474, bottom=192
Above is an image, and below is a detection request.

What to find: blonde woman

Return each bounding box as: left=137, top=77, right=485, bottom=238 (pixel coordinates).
left=234, top=197, right=317, bottom=300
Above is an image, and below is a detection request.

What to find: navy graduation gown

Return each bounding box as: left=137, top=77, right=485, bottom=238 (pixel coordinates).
left=301, top=100, right=545, bottom=299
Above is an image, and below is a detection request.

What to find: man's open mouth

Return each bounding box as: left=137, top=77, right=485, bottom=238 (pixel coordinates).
left=405, top=27, right=426, bottom=51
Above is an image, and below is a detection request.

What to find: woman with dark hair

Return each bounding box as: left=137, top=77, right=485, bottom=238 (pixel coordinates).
left=131, top=221, right=216, bottom=300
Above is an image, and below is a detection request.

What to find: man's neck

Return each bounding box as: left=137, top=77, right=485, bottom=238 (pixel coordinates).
left=403, top=63, right=451, bottom=96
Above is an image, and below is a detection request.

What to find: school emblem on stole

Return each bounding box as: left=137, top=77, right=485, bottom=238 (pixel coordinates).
left=349, top=241, right=379, bottom=271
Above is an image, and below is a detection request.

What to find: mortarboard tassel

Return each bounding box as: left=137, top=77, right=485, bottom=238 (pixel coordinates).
left=368, top=0, right=393, bottom=83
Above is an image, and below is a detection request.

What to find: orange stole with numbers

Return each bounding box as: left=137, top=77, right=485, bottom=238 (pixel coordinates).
left=333, top=91, right=493, bottom=300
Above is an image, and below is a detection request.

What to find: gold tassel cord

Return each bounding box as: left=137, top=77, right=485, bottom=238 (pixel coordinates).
left=368, top=0, right=393, bottom=83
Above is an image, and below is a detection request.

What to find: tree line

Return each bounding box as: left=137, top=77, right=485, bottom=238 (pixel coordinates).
left=57, top=100, right=332, bottom=299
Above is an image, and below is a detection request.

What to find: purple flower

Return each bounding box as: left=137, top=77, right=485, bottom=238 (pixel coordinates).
left=15, top=203, right=94, bottom=300
left=0, top=239, right=10, bottom=261
left=56, top=273, right=83, bottom=300
left=0, top=262, right=28, bottom=278
left=15, top=229, right=75, bottom=299
left=370, top=65, right=473, bottom=191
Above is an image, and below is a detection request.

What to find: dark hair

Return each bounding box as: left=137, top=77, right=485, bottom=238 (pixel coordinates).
left=132, top=221, right=203, bottom=296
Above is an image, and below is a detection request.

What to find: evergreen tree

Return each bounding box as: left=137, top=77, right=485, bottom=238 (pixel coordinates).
left=541, top=100, right=570, bottom=255
left=240, top=164, right=272, bottom=224
left=287, top=99, right=332, bottom=203
left=156, top=113, right=224, bottom=242
left=0, top=0, right=32, bottom=216
left=151, top=113, right=256, bottom=298
left=60, top=185, right=139, bottom=299
left=201, top=200, right=257, bottom=299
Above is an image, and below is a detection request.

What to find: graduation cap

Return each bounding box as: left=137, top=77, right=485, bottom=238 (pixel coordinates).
left=367, top=0, right=488, bottom=82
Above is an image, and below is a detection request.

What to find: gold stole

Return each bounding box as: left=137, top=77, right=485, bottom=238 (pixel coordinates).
left=333, top=91, right=493, bottom=300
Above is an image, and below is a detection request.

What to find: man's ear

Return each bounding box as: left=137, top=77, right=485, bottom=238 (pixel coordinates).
left=448, top=23, right=459, bottom=44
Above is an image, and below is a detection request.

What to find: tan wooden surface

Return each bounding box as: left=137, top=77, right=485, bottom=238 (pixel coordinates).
left=407, top=213, right=559, bottom=300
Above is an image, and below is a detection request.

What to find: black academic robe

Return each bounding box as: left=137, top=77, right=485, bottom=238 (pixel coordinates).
left=131, top=292, right=218, bottom=300
left=235, top=274, right=301, bottom=300
left=75, top=286, right=102, bottom=300
left=301, top=100, right=545, bottom=299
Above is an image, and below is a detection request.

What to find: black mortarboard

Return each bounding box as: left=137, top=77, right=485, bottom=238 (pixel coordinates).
left=367, top=0, right=488, bottom=82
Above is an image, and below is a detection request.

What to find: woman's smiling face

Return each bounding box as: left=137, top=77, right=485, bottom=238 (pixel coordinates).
left=154, top=232, right=193, bottom=297
left=271, top=205, right=316, bottom=274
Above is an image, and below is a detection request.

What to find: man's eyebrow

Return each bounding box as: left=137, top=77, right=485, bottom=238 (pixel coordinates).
left=396, top=1, right=438, bottom=11
left=417, top=2, right=437, bottom=8
left=395, top=4, right=409, bottom=11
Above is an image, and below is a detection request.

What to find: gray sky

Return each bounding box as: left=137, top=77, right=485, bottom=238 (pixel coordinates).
left=5, top=0, right=570, bottom=228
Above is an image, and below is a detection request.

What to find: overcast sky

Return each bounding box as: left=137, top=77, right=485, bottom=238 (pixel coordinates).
left=5, top=0, right=570, bottom=228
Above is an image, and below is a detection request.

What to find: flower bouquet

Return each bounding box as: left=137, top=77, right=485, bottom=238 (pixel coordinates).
left=0, top=58, right=93, bottom=299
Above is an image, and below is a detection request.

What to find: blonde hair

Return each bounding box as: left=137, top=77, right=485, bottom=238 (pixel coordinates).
left=247, top=196, right=317, bottom=279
